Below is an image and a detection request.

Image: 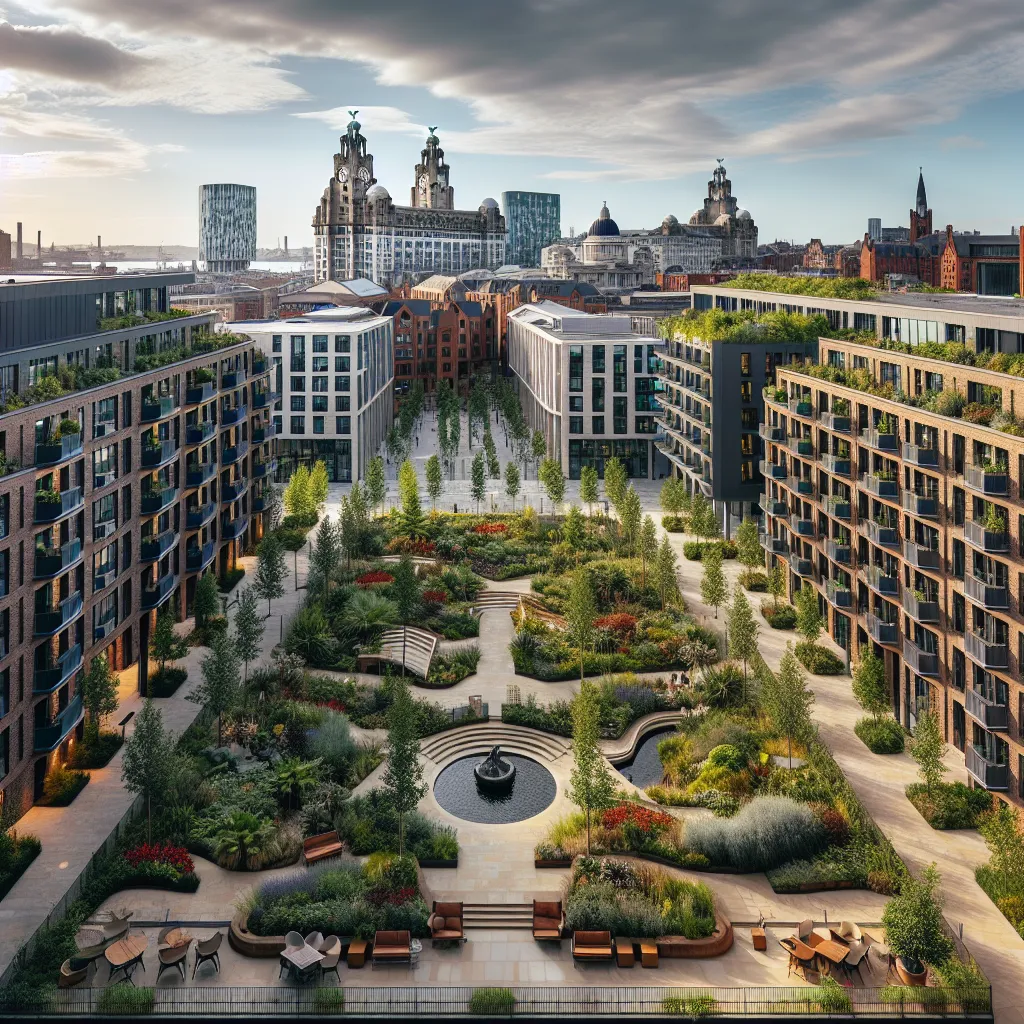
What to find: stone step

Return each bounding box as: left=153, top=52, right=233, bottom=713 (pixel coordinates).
left=463, top=903, right=535, bottom=929
left=420, top=724, right=571, bottom=763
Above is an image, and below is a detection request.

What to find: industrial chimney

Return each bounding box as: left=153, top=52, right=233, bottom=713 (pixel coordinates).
left=36, top=230, right=41, bottom=258
left=16, top=223, right=22, bottom=260
left=284, top=235, right=289, bottom=254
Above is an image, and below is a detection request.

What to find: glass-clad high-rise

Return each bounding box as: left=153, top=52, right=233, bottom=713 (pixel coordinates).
left=502, top=191, right=561, bottom=267
left=199, top=183, right=257, bottom=273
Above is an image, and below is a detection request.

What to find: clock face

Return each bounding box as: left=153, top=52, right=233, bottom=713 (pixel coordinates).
left=338, top=166, right=348, bottom=183
left=358, top=167, right=371, bottom=183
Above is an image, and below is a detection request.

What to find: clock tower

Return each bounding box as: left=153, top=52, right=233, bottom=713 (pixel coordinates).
left=410, top=127, right=454, bottom=210
left=333, top=110, right=376, bottom=201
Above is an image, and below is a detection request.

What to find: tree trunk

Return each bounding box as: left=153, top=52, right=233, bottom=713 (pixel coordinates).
left=586, top=807, right=591, bottom=856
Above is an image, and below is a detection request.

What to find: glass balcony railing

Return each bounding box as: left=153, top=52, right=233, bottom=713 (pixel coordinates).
left=965, top=630, right=1009, bottom=669
left=34, top=487, right=83, bottom=523
left=33, top=644, right=83, bottom=694
left=963, top=519, right=1009, bottom=553
left=964, top=465, right=1008, bottom=496
left=185, top=540, right=216, bottom=573
left=141, top=438, right=179, bottom=469
left=966, top=744, right=1008, bottom=790
left=141, top=395, right=179, bottom=423
left=185, top=461, right=217, bottom=488
left=902, top=636, right=939, bottom=676
left=34, top=538, right=82, bottom=578
left=142, top=573, right=178, bottom=610
left=185, top=381, right=216, bottom=406
left=964, top=573, right=1009, bottom=610
left=186, top=502, right=217, bottom=531
left=140, top=529, right=178, bottom=562
left=34, top=593, right=84, bottom=636
left=901, top=590, right=940, bottom=624
left=35, top=432, right=83, bottom=466
left=966, top=689, right=1009, bottom=732
left=141, top=486, right=177, bottom=516
left=185, top=421, right=215, bottom=445
left=34, top=692, right=83, bottom=752
left=221, top=477, right=248, bottom=503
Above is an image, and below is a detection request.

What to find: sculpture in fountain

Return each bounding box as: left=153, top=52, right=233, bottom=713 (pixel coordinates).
left=473, top=745, right=516, bottom=790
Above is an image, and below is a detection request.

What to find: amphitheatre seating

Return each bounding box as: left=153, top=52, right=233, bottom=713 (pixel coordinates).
left=357, top=627, right=438, bottom=678
left=303, top=830, right=344, bottom=864
left=472, top=591, right=524, bottom=611
left=571, top=930, right=614, bottom=962
left=419, top=722, right=571, bottom=765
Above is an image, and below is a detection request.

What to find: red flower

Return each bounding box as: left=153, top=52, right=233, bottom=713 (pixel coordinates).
left=473, top=522, right=508, bottom=535
left=422, top=590, right=448, bottom=604
left=601, top=804, right=674, bottom=835
left=356, top=570, right=395, bottom=587
left=124, top=843, right=194, bottom=874
left=594, top=613, right=638, bottom=636
left=317, top=699, right=347, bottom=713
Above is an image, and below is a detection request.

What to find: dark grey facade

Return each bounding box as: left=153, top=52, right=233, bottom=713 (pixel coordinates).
left=502, top=191, right=561, bottom=267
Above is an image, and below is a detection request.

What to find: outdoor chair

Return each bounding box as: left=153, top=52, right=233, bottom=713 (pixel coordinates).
left=830, top=921, right=862, bottom=944
left=192, top=932, right=223, bottom=979
left=320, top=938, right=342, bottom=982
left=780, top=936, right=817, bottom=979
left=58, top=959, right=88, bottom=988
left=796, top=919, right=814, bottom=943
left=430, top=901, right=465, bottom=944
left=285, top=931, right=304, bottom=949
left=571, top=930, right=614, bottom=962
left=371, top=930, right=412, bottom=965
left=319, top=935, right=341, bottom=955
left=157, top=927, right=176, bottom=949
left=157, top=942, right=190, bottom=982
left=841, top=939, right=870, bottom=983
left=304, top=931, right=324, bottom=951
left=102, top=911, right=132, bottom=942
left=532, top=900, right=564, bottom=941
left=303, top=830, right=344, bottom=864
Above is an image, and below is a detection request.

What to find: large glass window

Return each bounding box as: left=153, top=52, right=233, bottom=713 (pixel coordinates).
left=290, top=376, right=305, bottom=392
left=312, top=335, right=328, bottom=353
left=569, top=346, right=583, bottom=392
left=592, top=377, right=605, bottom=412
left=93, top=444, right=117, bottom=487
left=613, top=345, right=627, bottom=392
left=289, top=335, right=305, bottom=372
left=290, top=416, right=305, bottom=434
left=290, top=396, right=306, bottom=411
left=569, top=416, right=583, bottom=434
left=613, top=396, right=627, bottom=434
left=592, top=346, right=605, bottom=373
left=592, top=416, right=605, bottom=434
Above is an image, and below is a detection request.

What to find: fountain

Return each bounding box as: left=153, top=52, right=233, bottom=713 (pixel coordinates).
left=473, top=745, right=516, bottom=791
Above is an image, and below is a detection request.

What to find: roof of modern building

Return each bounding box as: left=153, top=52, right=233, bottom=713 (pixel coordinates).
left=528, top=280, right=603, bottom=298
left=455, top=300, right=484, bottom=318
left=509, top=301, right=654, bottom=340
left=285, top=278, right=387, bottom=300
left=947, top=234, right=1020, bottom=256
left=226, top=306, right=390, bottom=329
left=0, top=271, right=194, bottom=298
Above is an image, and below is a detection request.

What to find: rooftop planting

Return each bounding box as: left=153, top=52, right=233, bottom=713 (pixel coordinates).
left=721, top=272, right=878, bottom=300
left=659, top=307, right=829, bottom=345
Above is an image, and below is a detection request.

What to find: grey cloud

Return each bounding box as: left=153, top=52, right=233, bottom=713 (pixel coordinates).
left=0, top=19, right=143, bottom=82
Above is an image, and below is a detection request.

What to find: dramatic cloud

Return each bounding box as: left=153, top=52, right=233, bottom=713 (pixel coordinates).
left=0, top=19, right=142, bottom=82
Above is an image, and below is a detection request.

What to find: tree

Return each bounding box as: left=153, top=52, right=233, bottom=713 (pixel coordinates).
left=390, top=556, right=421, bottom=676
left=150, top=607, right=187, bottom=682
left=700, top=542, right=727, bottom=618
left=121, top=699, right=172, bottom=842
left=470, top=452, right=486, bottom=511
left=265, top=484, right=284, bottom=530
left=397, top=458, right=425, bottom=536
left=283, top=464, right=314, bottom=520
left=689, top=493, right=718, bottom=544
left=193, top=571, right=220, bottom=632
left=234, top=586, right=264, bottom=682
left=530, top=429, right=547, bottom=473
left=639, top=516, right=658, bottom=589
left=563, top=504, right=586, bottom=560
left=654, top=535, right=679, bottom=609
left=795, top=584, right=823, bottom=645
left=660, top=477, right=686, bottom=521
left=504, top=461, right=521, bottom=511
left=565, top=568, right=597, bottom=684
left=579, top=465, right=599, bottom=517
left=365, top=455, right=387, bottom=516
left=727, top=586, right=759, bottom=686
left=538, top=457, right=565, bottom=512
left=852, top=652, right=890, bottom=719
left=568, top=680, right=616, bottom=855
left=911, top=707, right=947, bottom=794
left=760, top=645, right=815, bottom=768
left=252, top=532, right=287, bottom=616
left=767, top=560, right=787, bottom=609
left=81, top=651, right=118, bottom=743
left=188, top=629, right=240, bottom=746
left=603, top=456, right=627, bottom=512
left=310, top=515, right=341, bottom=604
left=382, top=677, right=426, bottom=856
left=618, top=486, right=643, bottom=557
left=423, top=454, right=443, bottom=512
left=309, top=460, right=329, bottom=514
left=881, top=864, right=954, bottom=975
left=735, top=517, right=762, bottom=572
left=484, top=428, right=501, bottom=479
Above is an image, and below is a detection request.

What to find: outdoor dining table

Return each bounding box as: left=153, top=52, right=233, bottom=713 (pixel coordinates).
left=104, top=936, right=149, bottom=985
left=281, top=943, right=324, bottom=982
left=813, top=938, right=850, bottom=976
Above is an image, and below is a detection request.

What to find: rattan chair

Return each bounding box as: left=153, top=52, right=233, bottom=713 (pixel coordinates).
left=157, top=942, right=190, bottom=982
left=192, top=932, right=223, bottom=979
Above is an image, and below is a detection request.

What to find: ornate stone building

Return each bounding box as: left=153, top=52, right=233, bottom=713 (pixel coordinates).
left=312, top=114, right=506, bottom=287
left=687, top=160, right=758, bottom=259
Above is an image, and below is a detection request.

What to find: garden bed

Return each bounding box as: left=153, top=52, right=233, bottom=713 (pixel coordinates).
left=906, top=782, right=993, bottom=830
left=149, top=666, right=189, bottom=698
left=68, top=730, right=123, bottom=769
left=37, top=768, right=90, bottom=806
left=0, top=834, right=42, bottom=901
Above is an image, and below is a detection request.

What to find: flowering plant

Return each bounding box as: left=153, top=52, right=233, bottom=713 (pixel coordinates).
left=422, top=590, right=448, bottom=605
left=124, top=843, right=195, bottom=874
left=473, top=521, right=508, bottom=535
left=594, top=613, right=638, bottom=637
left=356, top=570, right=395, bottom=587
left=601, top=804, right=674, bottom=835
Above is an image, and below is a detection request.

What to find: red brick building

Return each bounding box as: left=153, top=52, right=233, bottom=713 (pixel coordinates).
left=940, top=224, right=1021, bottom=295
left=860, top=235, right=942, bottom=286
left=654, top=271, right=734, bottom=291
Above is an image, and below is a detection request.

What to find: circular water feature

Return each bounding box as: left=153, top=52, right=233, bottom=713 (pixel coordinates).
left=433, top=754, right=556, bottom=824
left=616, top=727, right=676, bottom=789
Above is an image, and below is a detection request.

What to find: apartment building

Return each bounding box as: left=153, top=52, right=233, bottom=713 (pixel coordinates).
left=507, top=302, right=662, bottom=479
left=0, top=274, right=276, bottom=821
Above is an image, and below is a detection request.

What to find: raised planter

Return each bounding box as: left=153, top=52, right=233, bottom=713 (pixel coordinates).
left=895, top=956, right=929, bottom=986
left=770, top=879, right=859, bottom=894
left=229, top=912, right=287, bottom=959
left=417, top=858, right=458, bottom=869
left=656, top=913, right=734, bottom=958
left=535, top=857, right=573, bottom=869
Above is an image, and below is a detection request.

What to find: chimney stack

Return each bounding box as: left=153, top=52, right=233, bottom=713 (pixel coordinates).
left=97, top=235, right=102, bottom=251
left=37, top=230, right=41, bottom=258
left=16, top=223, right=22, bottom=260
left=284, top=235, right=288, bottom=254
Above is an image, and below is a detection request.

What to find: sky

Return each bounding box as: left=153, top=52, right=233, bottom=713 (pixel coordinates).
left=2, top=0, right=1024, bottom=250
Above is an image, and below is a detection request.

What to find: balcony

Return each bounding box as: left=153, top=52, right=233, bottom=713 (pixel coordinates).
left=824, top=539, right=852, bottom=565
left=903, top=540, right=941, bottom=571
left=253, top=458, right=276, bottom=479
left=34, top=487, right=83, bottom=523
left=789, top=552, right=814, bottom=578
left=825, top=579, right=852, bottom=608
left=222, top=516, right=249, bottom=541
left=34, top=693, right=84, bottom=752
left=964, top=573, right=1009, bottom=610
left=859, top=474, right=900, bottom=500
left=965, top=465, right=1008, bottom=496
left=252, top=355, right=269, bottom=375
left=93, top=609, right=117, bottom=642
left=902, top=589, right=940, bottom=624
left=965, top=630, right=1009, bottom=669
left=759, top=460, right=788, bottom=480
left=789, top=437, right=814, bottom=458
left=788, top=398, right=813, bottom=418
left=966, top=688, right=1009, bottom=731
left=902, top=492, right=937, bottom=518
left=186, top=421, right=215, bottom=445
left=759, top=495, right=788, bottom=518
left=826, top=500, right=851, bottom=520
left=222, top=477, right=248, bottom=502
left=963, top=518, right=1009, bottom=553
left=93, top=415, right=117, bottom=439
left=222, top=441, right=249, bottom=467
left=186, top=502, right=217, bottom=530
left=902, top=443, right=939, bottom=467
left=794, top=518, right=817, bottom=539
left=222, top=369, right=246, bottom=389
left=764, top=389, right=787, bottom=409
left=185, top=381, right=216, bottom=406
left=819, top=411, right=851, bottom=433
left=186, top=540, right=216, bottom=573
left=760, top=533, right=789, bottom=555
left=221, top=404, right=248, bottom=426
left=33, top=644, right=83, bottom=694
left=142, top=572, right=178, bottom=610
left=34, top=538, right=83, bottom=579
left=860, top=428, right=898, bottom=452
left=252, top=492, right=266, bottom=513
left=759, top=424, right=785, bottom=443
left=140, top=529, right=178, bottom=562
left=141, top=485, right=178, bottom=516
left=141, top=395, right=179, bottom=423
left=866, top=613, right=899, bottom=646
left=34, top=593, right=84, bottom=636
left=903, top=636, right=940, bottom=676
left=186, top=461, right=217, bottom=488
left=796, top=479, right=816, bottom=498
left=865, top=565, right=899, bottom=597
left=35, top=432, right=83, bottom=467
left=966, top=745, right=1008, bottom=791
left=863, top=520, right=899, bottom=548
left=252, top=390, right=272, bottom=409
left=141, top=438, right=179, bottom=469
left=820, top=454, right=851, bottom=476
left=252, top=422, right=278, bottom=444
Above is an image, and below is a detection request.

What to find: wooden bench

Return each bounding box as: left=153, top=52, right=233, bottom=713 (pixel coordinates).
left=303, top=830, right=343, bottom=864
left=615, top=937, right=635, bottom=968
left=571, top=930, right=614, bottom=962
left=347, top=939, right=368, bottom=969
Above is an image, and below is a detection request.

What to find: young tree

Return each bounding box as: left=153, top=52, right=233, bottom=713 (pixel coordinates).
left=193, top=571, right=220, bottom=633
left=852, top=652, right=890, bottom=719
left=565, top=568, right=597, bottom=684
left=727, top=586, right=759, bottom=686
left=639, top=515, right=658, bottom=588
left=761, top=645, right=815, bottom=768
left=265, top=484, right=284, bottom=530
left=618, top=486, right=643, bottom=557
left=568, top=679, right=617, bottom=855
left=538, top=457, right=566, bottom=512
left=654, top=535, right=679, bottom=610
left=309, top=460, right=329, bottom=514
left=365, top=455, right=387, bottom=516
left=689, top=493, right=717, bottom=544
left=309, top=515, right=341, bottom=604
left=795, top=584, right=824, bottom=646
left=767, top=559, right=787, bottom=609
left=911, top=707, right=947, bottom=794
left=425, top=454, right=443, bottom=512
left=253, top=532, right=287, bottom=616
left=81, top=651, right=118, bottom=743
left=150, top=607, right=188, bottom=682
left=389, top=556, right=421, bottom=676
left=188, top=629, right=240, bottom=746
left=283, top=464, right=310, bottom=518
left=660, top=477, right=686, bottom=521
left=603, top=456, right=627, bottom=512
left=382, top=677, right=426, bottom=856
left=121, top=699, right=172, bottom=842
left=504, top=461, right=521, bottom=511
left=563, top=504, right=586, bottom=560
left=700, top=543, right=727, bottom=618
left=397, top=458, right=425, bottom=536
left=530, top=429, right=547, bottom=474
left=470, top=452, right=486, bottom=511
left=233, top=585, right=264, bottom=682
left=735, top=517, right=762, bottom=573
left=579, top=465, right=599, bottom=517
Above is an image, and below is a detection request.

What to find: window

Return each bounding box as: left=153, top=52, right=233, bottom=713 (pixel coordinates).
left=741, top=460, right=754, bottom=482
left=93, top=397, right=116, bottom=438
left=740, top=408, right=758, bottom=429
left=569, top=396, right=583, bottom=413
left=634, top=344, right=644, bottom=373
left=335, top=357, right=350, bottom=372
left=93, top=541, right=117, bottom=591
left=313, top=416, right=325, bottom=435
left=289, top=335, right=305, bottom=372
left=336, top=416, right=351, bottom=434
left=741, top=381, right=752, bottom=402
left=312, top=335, right=328, bottom=353
left=290, top=396, right=306, bottom=411
left=740, top=352, right=751, bottom=375
left=569, top=346, right=583, bottom=391
left=635, top=416, right=657, bottom=434
left=312, top=357, right=328, bottom=372
left=312, top=396, right=328, bottom=412
left=93, top=445, right=117, bottom=487
left=613, top=345, right=627, bottom=392
left=592, top=377, right=605, bottom=412
left=312, top=377, right=328, bottom=392
left=335, top=376, right=350, bottom=391
left=338, top=396, right=350, bottom=412
left=290, top=416, right=305, bottom=434
left=592, top=346, right=605, bottom=373
left=272, top=334, right=282, bottom=353
left=335, top=335, right=351, bottom=353
left=92, top=493, right=117, bottom=540
left=569, top=416, right=583, bottom=434
left=592, top=416, right=605, bottom=434
left=290, top=376, right=305, bottom=392
left=613, top=396, right=627, bottom=434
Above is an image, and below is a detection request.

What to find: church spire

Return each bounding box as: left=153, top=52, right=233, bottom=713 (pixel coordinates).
left=916, top=167, right=928, bottom=218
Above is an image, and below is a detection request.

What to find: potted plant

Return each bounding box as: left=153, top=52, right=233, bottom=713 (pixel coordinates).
left=194, top=367, right=215, bottom=384
left=984, top=505, right=1007, bottom=534
left=881, top=865, right=954, bottom=985
left=54, top=418, right=80, bottom=441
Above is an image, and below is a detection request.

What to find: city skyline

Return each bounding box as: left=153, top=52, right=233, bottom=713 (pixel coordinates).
left=3, top=1, right=1024, bottom=249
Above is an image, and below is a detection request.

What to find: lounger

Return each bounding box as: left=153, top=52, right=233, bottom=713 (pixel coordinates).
left=571, top=930, right=614, bottom=962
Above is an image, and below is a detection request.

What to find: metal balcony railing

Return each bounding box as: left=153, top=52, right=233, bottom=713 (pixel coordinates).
left=903, top=540, right=941, bottom=571
left=966, top=744, right=1008, bottom=790
left=34, top=693, right=83, bottom=752
left=966, top=688, right=1009, bottom=731
left=902, top=636, right=940, bottom=676
left=965, top=630, right=1009, bottom=669
left=963, top=519, right=1009, bottom=553
left=964, top=465, right=1008, bottom=496
left=964, top=573, right=1009, bottom=610
left=901, top=590, right=940, bottom=624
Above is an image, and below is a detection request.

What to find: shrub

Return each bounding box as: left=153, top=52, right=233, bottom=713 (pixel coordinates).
left=218, top=567, right=245, bottom=593
left=307, top=712, right=357, bottom=784
left=738, top=570, right=768, bottom=592
left=684, top=796, right=826, bottom=872
left=124, top=843, right=195, bottom=874
left=276, top=528, right=309, bottom=551
left=760, top=603, right=797, bottom=629
left=0, top=834, right=42, bottom=901
left=356, top=570, right=395, bottom=587
left=468, top=989, right=515, bottom=1014
left=662, top=516, right=686, bottom=532
left=38, top=766, right=89, bottom=806
left=881, top=865, right=954, bottom=973
left=906, top=781, right=993, bottom=830
left=426, top=647, right=480, bottom=687
left=148, top=666, right=188, bottom=698
left=720, top=541, right=737, bottom=559
left=68, top=730, right=123, bottom=769
left=312, top=989, right=345, bottom=1013
left=855, top=716, right=905, bottom=754
left=794, top=641, right=845, bottom=674
left=96, top=987, right=154, bottom=1016
left=663, top=994, right=718, bottom=1017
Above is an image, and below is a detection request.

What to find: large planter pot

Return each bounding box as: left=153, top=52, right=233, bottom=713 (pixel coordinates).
left=895, top=956, right=928, bottom=986
left=229, top=912, right=286, bottom=958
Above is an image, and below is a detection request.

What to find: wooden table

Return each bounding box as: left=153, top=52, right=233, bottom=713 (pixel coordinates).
left=104, top=936, right=148, bottom=985
left=347, top=939, right=368, bottom=969
left=639, top=942, right=659, bottom=969
left=813, top=939, right=850, bottom=976
left=615, top=937, right=635, bottom=968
